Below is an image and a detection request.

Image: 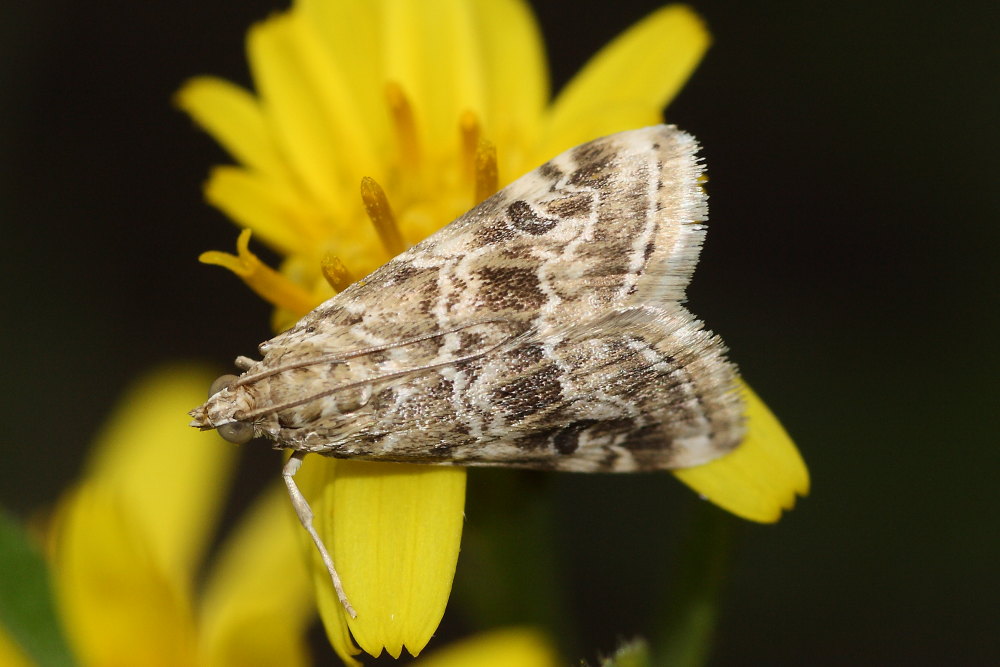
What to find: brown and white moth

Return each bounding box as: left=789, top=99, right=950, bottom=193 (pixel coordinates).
left=190, top=125, right=744, bottom=615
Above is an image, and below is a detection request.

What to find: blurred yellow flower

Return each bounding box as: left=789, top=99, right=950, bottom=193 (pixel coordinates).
left=8, top=366, right=316, bottom=667
left=413, top=627, right=558, bottom=667
left=177, top=0, right=807, bottom=662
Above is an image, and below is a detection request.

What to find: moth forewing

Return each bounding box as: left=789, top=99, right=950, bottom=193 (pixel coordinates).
left=190, top=124, right=745, bottom=614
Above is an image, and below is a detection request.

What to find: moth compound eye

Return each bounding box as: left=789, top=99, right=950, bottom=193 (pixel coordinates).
left=208, top=374, right=240, bottom=398
left=217, top=420, right=254, bottom=444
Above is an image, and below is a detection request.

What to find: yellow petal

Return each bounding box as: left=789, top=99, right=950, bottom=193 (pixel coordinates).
left=540, top=5, right=710, bottom=157
left=414, top=628, right=559, bottom=667
left=285, top=9, right=386, bottom=185
left=0, top=625, right=34, bottom=667
left=175, top=76, right=284, bottom=178
left=474, top=0, right=549, bottom=180
left=673, top=381, right=810, bottom=523
left=529, top=102, right=664, bottom=169
left=50, top=482, right=197, bottom=666
left=296, top=0, right=384, bottom=126
left=204, top=165, right=326, bottom=259
left=383, top=0, right=488, bottom=164
left=307, top=459, right=467, bottom=661
left=82, top=365, right=236, bottom=584
left=245, top=16, right=343, bottom=217
left=205, top=164, right=384, bottom=279
left=199, top=486, right=315, bottom=667
left=312, top=555, right=362, bottom=667
left=247, top=12, right=380, bottom=217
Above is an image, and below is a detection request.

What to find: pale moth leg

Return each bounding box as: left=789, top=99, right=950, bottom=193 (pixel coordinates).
left=282, top=451, right=357, bottom=618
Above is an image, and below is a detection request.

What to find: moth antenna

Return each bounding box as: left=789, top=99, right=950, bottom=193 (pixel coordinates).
left=282, top=452, right=356, bottom=617
left=234, top=318, right=516, bottom=387
left=234, top=354, right=347, bottom=387
left=237, top=331, right=520, bottom=422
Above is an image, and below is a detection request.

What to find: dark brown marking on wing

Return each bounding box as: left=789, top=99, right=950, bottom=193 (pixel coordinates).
left=473, top=221, right=514, bottom=246
left=566, top=161, right=612, bottom=188
left=643, top=241, right=656, bottom=263
left=543, top=193, right=593, bottom=219
left=619, top=423, right=671, bottom=453
left=571, top=137, right=616, bottom=167
left=566, top=140, right=621, bottom=189
left=536, top=162, right=564, bottom=185
left=373, top=386, right=398, bottom=413
left=506, top=200, right=558, bottom=235
left=443, top=274, right=468, bottom=311
left=427, top=442, right=458, bottom=458
left=334, top=310, right=364, bottom=327
left=506, top=432, right=553, bottom=452
left=466, top=194, right=516, bottom=246
left=384, top=261, right=423, bottom=286
left=490, top=344, right=563, bottom=422
left=457, top=330, right=486, bottom=353
left=552, top=419, right=598, bottom=455
left=475, top=266, right=545, bottom=310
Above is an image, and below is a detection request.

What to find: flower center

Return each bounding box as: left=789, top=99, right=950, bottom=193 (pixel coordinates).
left=200, top=84, right=501, bottom=322
left=352, top=83, right=499, bottom=264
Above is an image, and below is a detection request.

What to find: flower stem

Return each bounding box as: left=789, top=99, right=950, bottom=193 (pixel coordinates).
left=652, top=501, right=732, bottom=667
left=0, top=510, right=75, bottom=667
left=453, top=470, right=572, bottom=646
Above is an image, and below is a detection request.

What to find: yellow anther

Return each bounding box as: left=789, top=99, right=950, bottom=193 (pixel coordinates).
left=360, top=176, right=405, bottom=257
left=321, top=253, right=355, bottom=293
left=386, top=82, right=419, bottom=167
left=459, top=110, right=481, bottom=182
left=474, top=138, right=498, bottom=204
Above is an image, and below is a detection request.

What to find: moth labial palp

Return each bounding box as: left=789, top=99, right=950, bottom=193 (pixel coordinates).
left=190, top=125, right=747, bottom=616
left=233, top=355, right=255, bottom=371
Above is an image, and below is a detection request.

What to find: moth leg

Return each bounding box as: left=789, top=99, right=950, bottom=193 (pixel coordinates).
left=282, top=451, right=357, bottom=618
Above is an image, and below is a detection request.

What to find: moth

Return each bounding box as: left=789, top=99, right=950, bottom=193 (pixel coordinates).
left=190, top=125, right=744, bottom=615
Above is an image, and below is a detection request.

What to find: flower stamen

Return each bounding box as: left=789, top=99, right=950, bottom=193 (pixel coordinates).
left=360, top=176, right=405, bottom=257
left=386, top=82, right=419, bottom=168
left=199, top=229, right=316, bottom=316
left=321, top=253, right=355, bottom=293
left=474, top=138, right=498, bottom=203
left=459, top=110, right=481, bottom=183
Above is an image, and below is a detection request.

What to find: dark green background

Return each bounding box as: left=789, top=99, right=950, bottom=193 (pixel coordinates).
left=2, top=1, right=996, bottom=664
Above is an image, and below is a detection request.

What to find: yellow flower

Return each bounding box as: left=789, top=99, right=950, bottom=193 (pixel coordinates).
left=177, top=0, right=807, bottom=662
left=674, top=381, right=809, bottom=522
left=413, top=627, right=558, bottom=667
left=0, top=633, right=31, bottom=667
left=21, top=367, right=315, bottom=667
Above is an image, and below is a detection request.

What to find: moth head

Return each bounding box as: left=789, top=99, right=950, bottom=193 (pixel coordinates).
left=188, top=373, right=257, bottom=444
